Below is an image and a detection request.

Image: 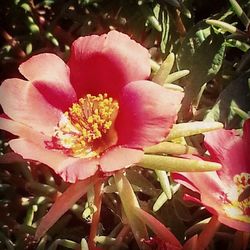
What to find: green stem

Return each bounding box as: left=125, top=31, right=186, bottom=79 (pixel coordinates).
left=229, top=0, right=250, bottom=28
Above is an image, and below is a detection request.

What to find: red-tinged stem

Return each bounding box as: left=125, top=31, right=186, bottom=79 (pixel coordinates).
left=114, top=171, right=149, bottom=250
left=113, top=225, right=130, bottom=248
left=242, top=232, right=250, bottom=250
left=231, top=231, right=250, bottom=250
left=35, top=177, right=96, bottom=240
left=0, top=27, right=26, bottom=58
left=196, top=215, right=220, bottom=250
left=183, top=234, right=198, bottom=250
left=88, top=179, right=104, bottom=250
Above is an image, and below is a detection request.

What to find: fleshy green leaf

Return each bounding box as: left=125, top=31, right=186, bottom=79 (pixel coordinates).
left=205, top=73, right=250, bottom=128
left=177, top=21, right=226, bottom=118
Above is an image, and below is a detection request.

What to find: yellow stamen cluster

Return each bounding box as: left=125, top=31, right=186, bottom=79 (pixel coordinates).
left=224, top=172, right=250, bottom=223
left=52, top=93, right=119, bottom=158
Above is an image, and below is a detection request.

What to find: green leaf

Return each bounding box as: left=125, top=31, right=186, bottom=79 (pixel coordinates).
left=160, top=7, right=170, bottom=53
left=225, top=39, right=250, bottom=52
left=177, top=21, right=226, bottom=119
left=205, top=73, right=250, bottom=129
left=140, top=4, right=162, bottom=32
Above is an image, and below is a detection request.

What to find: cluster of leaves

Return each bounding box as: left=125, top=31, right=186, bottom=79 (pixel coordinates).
left=0, top=0, right=250, bottom=249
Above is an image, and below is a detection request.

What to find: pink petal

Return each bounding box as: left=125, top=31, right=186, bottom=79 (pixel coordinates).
left=204, top=129, right=247, bottom=183
left=171, top=173, right=200, bottom=193
left=9, top=139, right=98, bottom=182
left=9, top=138, right=68, bottom=169
left=243, top=119, right=250, bottom=163
left=19, top=53, right=77, bottom=111
left=218, top=215, right=250, bottom=232
left=0, top=117, right=49, bottom=145
left=57, top=157, right=99, bottom=183
left=68, top=30, right=151, bottom=98
left=174, top=172, right=225, bottom=203
left=173, top=171, right=229, bottom=221
left=35, top=177, right=97, bottom=239
left=243, top=119, right=250, bottom=142
left=0, top=78, right=62, bottom=136
left=100, top=146, right=144, bottom=172
left=115, top=80, right=183, bottom=148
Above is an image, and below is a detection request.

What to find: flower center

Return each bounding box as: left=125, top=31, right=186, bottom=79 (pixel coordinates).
left=46, top=93, right=119, bottom=158
left=224, top=172, right=250, bottom=223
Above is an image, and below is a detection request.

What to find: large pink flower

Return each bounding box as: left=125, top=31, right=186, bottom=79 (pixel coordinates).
left=173, top=119, right=250, bottom=232
left=0, top=30, right=183, bottom=183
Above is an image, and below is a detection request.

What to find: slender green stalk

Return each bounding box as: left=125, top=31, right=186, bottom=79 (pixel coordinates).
left=139, top=155, right=222, bottom=172
left=114, top=171, right=148, bottom=250
left=144, top=141, right=198, bottom=155
left=150, top=59, right=160, bottom=72
left=152, top=53, right=175, bottom=84
left=229, top=0, right=250, bottom=28
left=165, top=70, right=190, bottom=83
left=206, top=19, right=244, bottom=34
left=232, top=107, right=250, bottom=120
left=155, top=170, right=172, bottom=199
left=166, top=121, right=223, bottom=140
left=153, top=192, right=168, bottom=212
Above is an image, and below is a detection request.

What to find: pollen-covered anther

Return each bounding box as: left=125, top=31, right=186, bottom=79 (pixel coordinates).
left=224, top=172, right=250, bottom=223
left=47, top=93, right=119, bottom=158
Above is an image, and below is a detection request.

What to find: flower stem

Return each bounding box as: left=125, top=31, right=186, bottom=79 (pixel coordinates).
left=114, top=171, right=148, bottom=249
left=231, top=231, right=250, bottom=250
left=196, top=216, right=220, bottom=250
left=88, top=179, right=104, bottom=250
left=35, top=177, right=95, bottom=240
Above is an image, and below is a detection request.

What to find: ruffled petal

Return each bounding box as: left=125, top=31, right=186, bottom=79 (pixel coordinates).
left=9, top=139, right=98, bottom=182
left=9, top=138, right=68, bottom=170
left=100, top=146, right=144, bottom=172
left=204, top=129, right=247, bottom=183
left=0, top=117, right=49, bottom=145
left=19, top=53, right=77, bottom=111
left=68, top=30, right=151, bottom=98
left=175, top=172, right=225, bottom=201
left=0, top=78, right=62, bottom=135
left=171, top=173, right=199, bottom=193
left=57, top=157, right=99, bottom=183
left=115, top=80, right=183, bottom=148
left=218, top=215, right=250, bottom=232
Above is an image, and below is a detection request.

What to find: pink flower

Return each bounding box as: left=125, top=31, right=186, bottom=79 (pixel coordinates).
left=173, top=119, right=250, bottom=232
left=0, top=30, right=183, bottom=183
